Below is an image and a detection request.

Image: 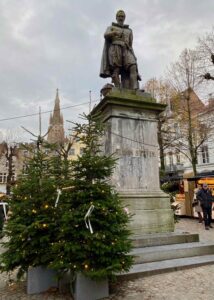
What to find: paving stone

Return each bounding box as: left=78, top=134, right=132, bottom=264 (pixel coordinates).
left=1, top=218, right=214, bottom=299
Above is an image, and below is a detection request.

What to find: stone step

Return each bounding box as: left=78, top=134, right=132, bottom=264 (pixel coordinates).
left=131, top=232, right=199, bottom=248
left=131, top=242, right=214, bottom=264
left=118, top=254, right=214, bottom=280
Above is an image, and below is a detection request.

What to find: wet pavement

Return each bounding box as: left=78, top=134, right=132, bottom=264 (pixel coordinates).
left=1, top=218, right=214, bottom=299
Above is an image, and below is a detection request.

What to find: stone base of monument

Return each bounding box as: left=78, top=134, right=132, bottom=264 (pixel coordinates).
left=73, top=273, right=109, bottom=300
left=92, top=88, right=175, bottom=237
left=27, top=266, right=58, bottom=294
left=120, top=190, right=174, bottom=236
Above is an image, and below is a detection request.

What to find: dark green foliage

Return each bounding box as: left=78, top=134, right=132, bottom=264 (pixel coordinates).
left=0, top=142, right=73, bottom=278
left=50, top=114, right=133, bottom=279
left=161, top=181, right=179, bottom=194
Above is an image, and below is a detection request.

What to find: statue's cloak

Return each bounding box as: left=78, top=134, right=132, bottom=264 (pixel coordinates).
left=99, top=39, right=111, bottom=78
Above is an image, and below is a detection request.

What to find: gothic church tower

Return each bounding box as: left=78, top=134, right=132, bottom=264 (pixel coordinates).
left=47, top=89, right=65, bottom=144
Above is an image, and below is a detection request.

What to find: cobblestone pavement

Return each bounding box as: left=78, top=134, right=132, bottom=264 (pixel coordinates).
left=1, top=218, right=214, bottom=299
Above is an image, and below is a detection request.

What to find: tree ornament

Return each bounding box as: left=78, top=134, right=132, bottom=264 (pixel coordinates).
left=84, top=205, right=95, bottom=234
left=0, top=202, right=8, bottom=220
left=55, top=189, right=62, bottom=207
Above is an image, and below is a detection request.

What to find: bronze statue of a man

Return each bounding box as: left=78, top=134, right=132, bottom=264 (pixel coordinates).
left=100, top=10, right=141, bottom=90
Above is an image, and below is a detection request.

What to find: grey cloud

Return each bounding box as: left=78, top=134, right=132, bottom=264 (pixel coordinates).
left=0, top=0, right=213, bottom=140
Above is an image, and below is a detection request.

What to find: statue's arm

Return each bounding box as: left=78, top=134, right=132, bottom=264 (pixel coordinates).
left=104, top=26, right=118, bottom=40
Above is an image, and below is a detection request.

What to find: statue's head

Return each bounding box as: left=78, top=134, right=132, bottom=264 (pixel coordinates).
left=116, top=10, right=126, bottom=25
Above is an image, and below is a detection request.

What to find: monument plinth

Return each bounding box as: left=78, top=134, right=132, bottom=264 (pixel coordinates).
left=92, top=88, right=174, bottom=236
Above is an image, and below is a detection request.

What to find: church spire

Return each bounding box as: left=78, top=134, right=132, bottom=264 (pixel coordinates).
left=47, top=89, right=65, bottom=144
left=51, top=88, right=63, bottom=125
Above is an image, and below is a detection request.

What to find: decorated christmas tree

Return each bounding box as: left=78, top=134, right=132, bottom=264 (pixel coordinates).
left=0, top=140, right=73, bottom=278
left=51, top=113, right=133, bottom=279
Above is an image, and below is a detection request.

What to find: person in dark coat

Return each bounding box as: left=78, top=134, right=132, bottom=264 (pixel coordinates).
left=196, top=183, right=213, bottom=230
left=0, top=202, right=4, bottom=237
left=193, top=187, right=203, bottom=223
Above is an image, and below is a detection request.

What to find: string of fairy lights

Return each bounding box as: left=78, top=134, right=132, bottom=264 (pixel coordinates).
left=1, top=92, right=213, bottom=273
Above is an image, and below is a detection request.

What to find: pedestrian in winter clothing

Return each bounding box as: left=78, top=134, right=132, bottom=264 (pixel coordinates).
left=196, top=183, right=213, bottom=230
left=193, top=187, right=203, bottom=223
left=0, top=203, right=4, bottom=238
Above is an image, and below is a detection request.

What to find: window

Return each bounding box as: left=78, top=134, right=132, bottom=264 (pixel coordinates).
left=12, top=173, right=16, bottom=182
left=69, top=148, right=75, bottom=155
left=23, top=150, right=28, bottom=156
left=176, top=151, right=180, bottom=164
left=22, top=164, right=28, bottom=174
left=174, top=123, right=180, bottom=137
left=80, top=147, right=84, bottom=155
left=169, top=152, right=173, bottom=166
left=201, top=145, right=209, bottom=164
left=164, top=154, right=167, bottom=166
left=0, top=173, right=7, bottom=183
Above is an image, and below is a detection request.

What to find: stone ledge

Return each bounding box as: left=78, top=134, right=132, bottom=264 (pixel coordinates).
left=117, top=254, right=214, bottom=280
left=92, top=88, right=166, bottom=115
left=131, top=232, right=199, bottom=248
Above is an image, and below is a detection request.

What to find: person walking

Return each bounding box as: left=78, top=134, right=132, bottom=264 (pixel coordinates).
left=193, top=187, right=203, bottom=223
left=196, top=183, right=213, bottom=230
left=0, top=201, right=5, bottom=238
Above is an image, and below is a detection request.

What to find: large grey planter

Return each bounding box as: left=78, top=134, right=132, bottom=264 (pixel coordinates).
left=73, top=273, right=109, bottom=300
left=27, top=266, right=58, bottom=294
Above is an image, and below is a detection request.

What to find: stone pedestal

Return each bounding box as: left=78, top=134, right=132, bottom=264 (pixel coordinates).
left=27, top=266, right=58, bottom=294
left=73, top=273, right=109, bottom=300
left=92, top=88, right=174, bottom=235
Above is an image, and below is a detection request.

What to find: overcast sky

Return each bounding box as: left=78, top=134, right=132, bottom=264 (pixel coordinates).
left=0, top=0, right=213, bottom=141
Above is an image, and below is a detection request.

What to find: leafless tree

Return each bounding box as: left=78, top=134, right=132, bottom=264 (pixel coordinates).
left=144, top=78, right=177, bottom=172
left=197, top=27, right=214, bottom=81
left=166, top=49, right=211, bottom=176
